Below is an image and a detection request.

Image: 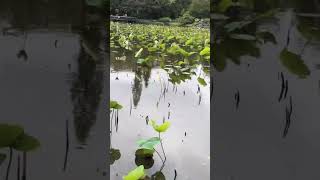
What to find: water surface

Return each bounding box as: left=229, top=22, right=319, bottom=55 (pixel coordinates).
left=0, top=1, right=109, bottom=179
left=110, top=51, right=210, bottom=179
left=213, top=9, right=320, bottom=180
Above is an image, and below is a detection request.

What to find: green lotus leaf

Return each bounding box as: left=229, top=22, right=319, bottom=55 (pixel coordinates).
left=280, top=48, right=310, bottom=78
left=150, top=120, right=171, bottom=133
left=0, top=124, right=24, bottom=148
left=110, top=100, right=123, bottom=110
left=110, top=148, right=121, bottom=165
left=151, top=171, right=165, bottom=180
left=123, top=165, right=145, bottom=180
left=135, top=155, right=154, bottom=169
left=135, top=149, right=154, bottom=158
left=197, top=77, right=207, bottom=86
left=200, top=47, right=210, bottom=56
left=12, top=133, right=40, bottom=152
left=137, top=137, right=160, bottom=150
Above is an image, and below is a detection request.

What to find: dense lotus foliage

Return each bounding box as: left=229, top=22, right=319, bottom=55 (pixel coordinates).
left=110, top=22, right=210, bottom=85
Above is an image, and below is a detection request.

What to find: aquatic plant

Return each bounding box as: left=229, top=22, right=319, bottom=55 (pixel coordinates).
left=135, top=149, right=154, bottom=169
left=0, top=124, right=40, bottom=156
left=140, top=120, right=170, bottom=169
left=121, top=119, right=170, bottom=179
left=110, top=22, right=210, bottom=86
left=213, top=0, right=313, bottom=78
left=0, top=124, right=40, bottom=180
left=110, top=100, right=123, bottom=165
left=150, top=120, right=171, bottom=133
left=110, top=148, right=121, bottom=165
left=123, top=165, right=146, bottom=180
left=213, top=0, right=279, bottom=71
left=280, top=48, right=310, bottom=78
left=110, top=100, right=123, bottom=133
left=110, top=100, right=123, bottom=110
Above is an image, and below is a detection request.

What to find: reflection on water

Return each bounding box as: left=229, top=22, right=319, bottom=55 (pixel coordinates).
left=71, top=27, right=106, bottom=145
left=132, top=68, right=143, bottom=108
left=0, top=1, right=108, bottom=179
left=213, top=2, right=320, bottom=179
left=110, top=48, right=210, bottom=179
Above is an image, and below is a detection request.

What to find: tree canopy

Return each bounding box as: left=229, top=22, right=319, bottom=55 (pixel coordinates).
left=110, top=0, right=209, bottom=19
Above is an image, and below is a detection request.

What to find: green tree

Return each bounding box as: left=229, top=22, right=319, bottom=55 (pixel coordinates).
left=189, top=0, right=210, bottom=18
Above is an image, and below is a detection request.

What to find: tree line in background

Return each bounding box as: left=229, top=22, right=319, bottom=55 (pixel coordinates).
left=213, top=0, right=320, bottom=13
left=110, top=0, right=210, bottom=20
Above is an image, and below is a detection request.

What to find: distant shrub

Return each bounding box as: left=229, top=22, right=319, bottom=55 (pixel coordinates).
left=177, top=11, right=195, bottom=25
left=189, top=0, right=210, bottom=18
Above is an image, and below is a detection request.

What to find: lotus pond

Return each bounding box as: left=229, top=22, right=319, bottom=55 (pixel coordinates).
left=110, top=22, right=210, bottom=179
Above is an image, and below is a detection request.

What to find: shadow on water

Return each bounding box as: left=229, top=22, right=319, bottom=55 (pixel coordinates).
left=213, top=0, right=320, bottom=179
left=0, top=0, right=108, bottom=179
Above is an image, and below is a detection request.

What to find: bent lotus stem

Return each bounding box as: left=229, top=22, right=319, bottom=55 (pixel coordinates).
left=153, top=148, right=164, bottom=164
left=159, top=132, right=167, bottom=171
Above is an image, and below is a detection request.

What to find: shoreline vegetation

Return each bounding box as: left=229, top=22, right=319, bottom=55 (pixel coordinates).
left=109, top=0, right=210, bottom=28
left=110, top=16, right=210, bottom=29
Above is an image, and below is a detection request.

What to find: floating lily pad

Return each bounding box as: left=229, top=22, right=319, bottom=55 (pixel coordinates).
left=135, top=149, right=154, bottom=158
left=151, top=171, right=165, bottom=180
left=110, top=148, right=121, bottom=165
left=135, top=151, right=154, bottom=169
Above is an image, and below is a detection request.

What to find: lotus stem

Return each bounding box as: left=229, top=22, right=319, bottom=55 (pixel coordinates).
left=153, top=148, right=164, bottom=164
left=22, top=152, right=26, bottom=180
left=159, top=133, right=167, bottom=171
left=17, top=155, right=20, bottom=180
left=110, top=109, right=114, bottom=133
left=6, top=147, right=13, bottom=180
left=63, top=119, right=69, bottom=172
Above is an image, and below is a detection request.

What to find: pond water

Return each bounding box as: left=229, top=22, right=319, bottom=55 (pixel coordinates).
left=0, top=1, right=109, bottom=180
left=110, top=41, right=210, bottom=178
left=213, top=9, right=320, bottom=180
